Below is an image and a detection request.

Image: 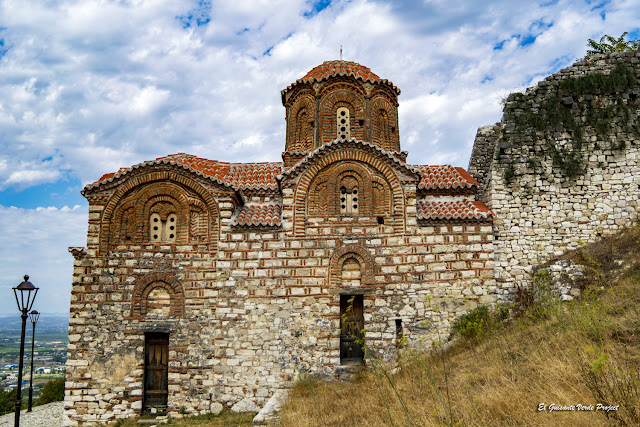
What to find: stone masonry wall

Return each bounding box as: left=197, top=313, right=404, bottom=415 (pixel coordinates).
left=469, top=50, right=640, bottom=300
left=64, top=168, right=495, bottom=425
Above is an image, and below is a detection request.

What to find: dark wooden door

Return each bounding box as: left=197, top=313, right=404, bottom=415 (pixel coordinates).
left=144, top=334, right=168, bottom=411
left=340, top=295, right=364, bottom=364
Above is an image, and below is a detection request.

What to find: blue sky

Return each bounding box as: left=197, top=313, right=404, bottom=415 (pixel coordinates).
left=0, top=0, right=639, bottom=315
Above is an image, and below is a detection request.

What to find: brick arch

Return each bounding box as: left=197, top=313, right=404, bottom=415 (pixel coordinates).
left=135, top=185, right=189, bottom=244
left=286, top=94, right=315, bottom=152
left=293, top=149, right=406, bottom=235
left=319, top=86, right=365, bottom=145
left=328, top=244, right=375, bottom=287
left=111, top=198, right=137, bottom=243
left=130, top=272, right=185, bottom=319
left=371, top=96, right=399, bottom=152
left=329, top=162, right=372, bottom=216
left=99, top=169, right=221, bottom=254
left=371, top=174, right=391, bottom=216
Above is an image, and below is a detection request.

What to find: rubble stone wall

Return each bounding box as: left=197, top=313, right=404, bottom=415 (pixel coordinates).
left=469, top=51, right=640, bottom=300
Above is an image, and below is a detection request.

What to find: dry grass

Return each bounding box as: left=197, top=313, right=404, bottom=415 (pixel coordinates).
left=278, top=226, right=640, bottom=427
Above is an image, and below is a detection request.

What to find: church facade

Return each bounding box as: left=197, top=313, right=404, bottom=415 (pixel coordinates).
left=64, top=60, right=496, bottom=425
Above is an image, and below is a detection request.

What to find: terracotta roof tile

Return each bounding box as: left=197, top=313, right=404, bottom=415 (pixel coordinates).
left=232, top=204, right=282, bottom=227
left=415, top=165, right=477, bottom=190
left=416, top=199, right=494, bottom=220
left=85, top=153, right=281, bottom=192
left=158, top=153, right=229, bottom=180
left=282, top=60, right=400, bottom=96
left=224, top=163, right=281, bottom=190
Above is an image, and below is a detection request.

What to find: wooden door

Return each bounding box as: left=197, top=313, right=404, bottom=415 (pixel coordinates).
left=340, top=295, right=364, bottom=364
left=144, top=334, right=168, bottom=411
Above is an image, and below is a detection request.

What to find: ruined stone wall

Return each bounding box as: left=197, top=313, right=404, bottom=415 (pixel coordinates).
left=469, top=50, right=640, bottom=299
left=64, top=179, right=495, bottom=425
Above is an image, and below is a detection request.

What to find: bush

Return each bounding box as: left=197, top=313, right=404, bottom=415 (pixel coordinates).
left=452, top=305, right=491, bottom=339
left=0, top=387, right=19, bottom=416
left=36, top=378, right=65, bottom=405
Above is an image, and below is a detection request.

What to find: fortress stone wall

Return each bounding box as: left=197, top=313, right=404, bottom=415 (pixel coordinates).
left=469, top=50, right=640, bottom=300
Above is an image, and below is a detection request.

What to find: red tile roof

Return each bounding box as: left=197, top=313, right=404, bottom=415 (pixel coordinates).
left=415, top=165, right=477, bottom=191
left=282, top=60, right=400, bottom=96
left=84, top=153, right=281, bottom=192
left=85, top=151, right=480, bottom=195
left=224, top=163, right=281, bottom=190
left=232, top=204, right=282, bottom=226
left=416, top=199, right=494, bottom=220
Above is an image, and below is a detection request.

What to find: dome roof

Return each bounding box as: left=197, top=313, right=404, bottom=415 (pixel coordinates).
left=281, top=60, right=400, bottom=96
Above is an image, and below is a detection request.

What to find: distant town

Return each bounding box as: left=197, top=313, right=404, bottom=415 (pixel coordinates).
left=0, top=315, right=67, bottom=398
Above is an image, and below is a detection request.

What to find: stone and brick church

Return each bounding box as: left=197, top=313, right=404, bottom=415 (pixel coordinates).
left=64, top=60, right=496, bottom=424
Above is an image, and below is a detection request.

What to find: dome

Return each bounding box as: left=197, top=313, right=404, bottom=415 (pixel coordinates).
left=281, top=60, right=400, bottom=96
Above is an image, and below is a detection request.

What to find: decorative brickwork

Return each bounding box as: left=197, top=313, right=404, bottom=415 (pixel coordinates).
left=65, top=60, right=496, bottom=426
left=98, top=168, right=222, bottom=254
left=282, top=60, right=401, bottom=155
left=130, top=272, right=185, bottom=319
left=328, top=244, right=375, bottom=288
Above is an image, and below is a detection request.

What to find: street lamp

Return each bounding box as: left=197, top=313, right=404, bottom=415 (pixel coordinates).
left=27, top=310, right=40, bottom=412
left=12, top=275, right=38, bottom=427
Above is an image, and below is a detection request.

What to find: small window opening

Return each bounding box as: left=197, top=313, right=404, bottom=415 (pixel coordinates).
left=340, top=185, right=358, bottom=214
left=391, top=126, right=396, bottom=134
left=395, top=319, right=403, bottom=347
left=359, top=119, right=364, bottom=126
left=336, top=107, right=350, bottom=140
left=150, top=213, right=177, bottom=243
left=377, top=216, right=384, bottom=225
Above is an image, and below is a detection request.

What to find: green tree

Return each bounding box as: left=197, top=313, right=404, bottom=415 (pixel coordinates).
left=586, top=32, right=640, bottom=57
left=36, top=377, right=65, bottom=405
left=0, top=387, right=19, bottom=416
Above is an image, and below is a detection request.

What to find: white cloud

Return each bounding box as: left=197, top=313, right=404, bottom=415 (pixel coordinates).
left=0, top=205, right=86, bottom=315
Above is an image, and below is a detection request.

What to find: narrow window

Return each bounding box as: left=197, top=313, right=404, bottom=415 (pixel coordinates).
left=336, top=107, right=350, bottom=140
left=166, top=213, right=177, bottom=243
left=339, top=176, right=359, bottom=214
left=340, top=295, right=364, bottom=364
left=395, top=319, right=403, bottom=347
left=150, top=213, right=162, bottom=242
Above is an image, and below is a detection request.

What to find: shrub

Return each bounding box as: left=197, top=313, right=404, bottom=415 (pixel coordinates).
left=452, top=306, right=490, bottom=339
left=0, top=387, right=19, bottom=416
left=36, top=377, right=65, bottom=405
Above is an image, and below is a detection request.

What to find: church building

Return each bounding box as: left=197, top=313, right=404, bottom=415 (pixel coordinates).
left=64, top=60, right=496, bottom=424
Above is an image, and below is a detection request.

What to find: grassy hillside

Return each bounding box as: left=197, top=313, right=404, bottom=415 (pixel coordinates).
left=277, top=225, right=640, bottom=426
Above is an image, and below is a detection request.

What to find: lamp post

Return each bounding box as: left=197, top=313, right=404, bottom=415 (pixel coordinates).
left=27, top=310, right=40, bottom=412
left=12, top=275, right=38, bottom=427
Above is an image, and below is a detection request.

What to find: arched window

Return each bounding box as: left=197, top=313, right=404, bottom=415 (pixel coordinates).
left=339, top=176, right=359, bottom=214
left=336, top=107, right=350, bottom=140
left=149, top=212, right=177, bottom=243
